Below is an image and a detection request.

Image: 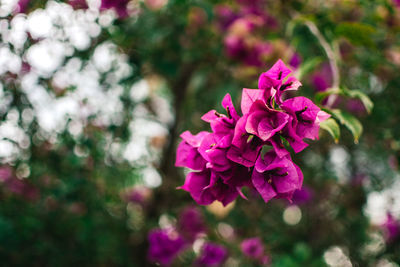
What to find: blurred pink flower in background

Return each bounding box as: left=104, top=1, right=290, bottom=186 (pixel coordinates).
left=311, top=63, right=332, bottom=92
left=382, top=213, right=400, bottom=242
left=240, top=237, right=265, bottom=259
left=148, top=228, right=186, bottom=266
left=123, top=185, right=152, bottom=206
left=15, top=0, right=30, bottom=14
left=177, top=206, right=206, bottom=242
left=69, top=0, right=89, bottom=10
left=291, top=186, right=313, bottom=205
left=0, top=166, right=38, bottom=201
left=101, top=0, right=130, bottom=18
left=195, top=242, right=228, bottom=267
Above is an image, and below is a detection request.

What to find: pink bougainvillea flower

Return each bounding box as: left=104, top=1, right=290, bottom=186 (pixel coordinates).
left=195, top=242, right=228, bottom=267
left=228, top=115, right=264, bottom=167
left=241, top=88, right=273, bottom=114
left=175, top=131, right=208, bottom=171
left=252, top=151, right=303, bottom=203
left=280, top=116, right=309, bottom=153
left=176, top=59, right=328, bottom=206
left=245, top=100, right=289, bottom=141
left=198, top=133, right=232, bottom=172
left=281, top=96, right=330, bottom=141
left=148, top=228, right=186, bottom=266
left=258, top=59, right=302, bottom=105
left=177, top=206, right=206, bottom=242
left=201, top=94, right=239, bottom=140
left=240, top=237, right=265, bottom=259
left=214, top=5, right=238, bottom=30
left=180, top=170, right=239, bottom=206
left=260, top=59, right=292, bottom=81
left=382, top=213, right=400, bottom=242
left=267, top=134, right=290, bottom=158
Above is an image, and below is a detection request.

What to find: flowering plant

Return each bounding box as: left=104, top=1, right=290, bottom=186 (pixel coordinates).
left=176, top=59, right=330, bottom=206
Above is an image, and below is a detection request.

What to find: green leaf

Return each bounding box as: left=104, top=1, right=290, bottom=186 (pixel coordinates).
left=327, top=109, right=363, bottom=143
left=342, top=88, right=374, bottom=114
left=315, top=87, right=373, bottom=114
left=320, top=118, right=340, bottom=143
left=315, top=88, right=340, bottom=104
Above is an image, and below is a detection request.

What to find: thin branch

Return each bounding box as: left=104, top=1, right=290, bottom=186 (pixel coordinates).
left=302, top=20, right=340, bottom=107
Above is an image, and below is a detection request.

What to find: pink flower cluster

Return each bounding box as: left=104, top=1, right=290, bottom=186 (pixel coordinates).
left=215, top=1, right=277, bottom=66
left=176, top=60, right=330, bottom=206
left=241, top=237, right=270, bottom=265
left=148, top=206, right=228, bottom=266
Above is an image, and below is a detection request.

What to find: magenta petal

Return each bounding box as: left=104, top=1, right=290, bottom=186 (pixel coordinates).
left=283, top=118, right=309, bottom=153
left=245, top=103, right=289, bottom=142
left=284, top=77, right=302, bottom=91
left=175, top=141, right=206, bottom=170
left=257, top=118, right=275, bottom=140
left=232, top=116, right=247, bottom=148
left=281, top=96, right=327, bottom=141
left=254, top=151, right=288, bottom=173
left=227, top=145, right=260, bottom=167
left=251, top=171, right=277, bottom=203
left=180, top=131, right=208, bottom=147
left=317, top=110, right=331, bottom=123
left=206, top=147, right=231, bottom=172
left=268, top=136, right=289, bottom=158
left=221, top=93, right=240, bottom=121
left=273, top=164, right=300, bottom=194
left=258, top=73, right=281, bottom=90
left=181, top=171, right=215, bottom=205
left=295, top=164, right=304, bottom=187
left=264, top=59, right=292, bottom=80
left=176, top=131, right=209, bottom=170
left=217, top=184, right=239, bottom=206
left=236, top=186, right=248, bottom=200
left=241, top=88, right=265, bottom=115
left=201, top=110, right=219, bottom=123
left=275, top=77, right=302, bottom=104
left=245, top=110, right=265, bottom=136
left=198, top=133, right=215, bottom=162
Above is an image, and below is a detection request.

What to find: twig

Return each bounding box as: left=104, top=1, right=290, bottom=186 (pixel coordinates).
left=302, top=20, right=340, bottom=107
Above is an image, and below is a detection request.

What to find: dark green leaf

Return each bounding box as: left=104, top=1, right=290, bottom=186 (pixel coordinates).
left=326, top=109, right=363, bottom=143
left=342, top=88, right=374, bottom=114
left=315, top=88, right=340, bottom=104
left=320, top=118, right=340, bottom=143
